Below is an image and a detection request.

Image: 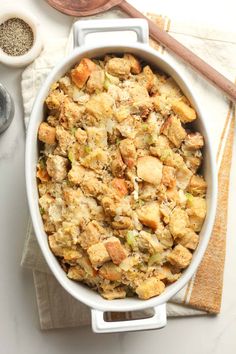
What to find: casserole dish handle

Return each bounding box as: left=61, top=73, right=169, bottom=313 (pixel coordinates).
left=73, top=18, right=149, bottom=47
left=91, top=304, right=166, bottom=333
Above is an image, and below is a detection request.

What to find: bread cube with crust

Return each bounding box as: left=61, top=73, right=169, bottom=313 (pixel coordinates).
left=79, top=221, right=106, bottom=250
left=86, top=92, right=114, bottom=121
left=176, top=228, right=199, bottom=250
left=38, top=122, right=56, bottom=145
left=188, top=175, right=207, bottom=196
left=136, top=277, right=165, bottom=299
left=162, top=165, right=176, bottom=188
left=46, top=154, right=68, bottom=182
left=161, top=116, right=187, bottom=147
left=169, top=207, right=190, bottom=238
left=101, top=287, right=126, bottom=300
left=176, top=164, right=193, bottom=190
left=56, top=125, right=75, bottom=155
left=105, top=57, right=131, bottom=79
left=45, top=89, right=65, bottom=111
left=87, top=242, right=110, bottom=268
left=111, top=150, right=126, bottom=177
left=137, top=65, right=155, bottom=92
left=119, top=138, right=136, bottom=168
left=184, top=132, right=204, bottom=150
left=172, top=100, right=197, bottom=123
left=99, top=262, right=122, bottom=281
left=68, top=163, right=86, bottom=185
left=137, top=156, right=163, bottom=185
left=137, top=202, right=160, bottom=230
left=67, top=266, right=86, bottom=281
left=71, top=58, right=97, bottom=88
left=59, top=97, right=85, bottom=129
left=104, top=237, right=127, bottom=265
left=86, top=69, right=105, bottom=93
left=167, top=244, right=192, bottom=269
left=86, top=126, right=107, bottom=149
left=187, top=196, right=207, bottom=232
left=124, top=53, right=141, bottom=74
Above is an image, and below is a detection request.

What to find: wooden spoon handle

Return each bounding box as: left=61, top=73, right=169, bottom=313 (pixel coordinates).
left=119, top=0, right=236, bottom=103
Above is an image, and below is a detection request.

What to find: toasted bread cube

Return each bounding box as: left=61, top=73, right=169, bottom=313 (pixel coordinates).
left=86, top=92, right=114, bottom=120
left=176, top=228, right=199, bottom=250
left=46, top=154, right=68, bottom=182
left=79, top=221, right=105, bottom=250
left=105, top=237, right=127, bottom=265
left=119, top=138, right=136, bottom=168
left=81, top=148, right=108, bottom=172
left=45, top=89, right=65, bottom=111
left=101, top=287, right=126, bottom=300
left=137, top=202, right=160, bottom=230
left=111, top=150, right=126, bottom=177
left=176, top=164, right=193, bottom=190
left=68, top=163, right=86, bottom=185
left=124, top=53, right=141, bottom=74
left=162, top=166, right=176, bottom=188
left=172, top=100, right=197, bottom=123
left=106, top=57, right=131, bottom=79
left=48, top=235, right=65, bottom=257
left=38, top=122, right=56, bottom=145
left=167, top=244, right=192, bottom=269
left=60, top=97, right=85, bottom=129
left=63, top=249, right=82, bottom=263
left=111, top=178, right=128, bottom=197
left=71, top=58, right=97, bottom=88
left=187, top=196, right=207, bottom=232
left=137, top=65, right=155, bottom=92
left=86, top=69, right=105, bottom=93
left=137, top=156, right=163, bottom=185
left=111, top=216, right=132, bottom=230
left=86, top=127, right=107, bottom=149
left=67, top=266, right=86, bottom=281
left=184, top=132, right=204, bottom=150
left=169, top=207, right=190, bottom=238
left=56, top=125, right=75, bottom=155
left=101, top=196, right=117, bottom=217
left=87, top=242, right=110, bottom=268
left=161, top=116, right=187, bottom=147
left=136, top=277, right=165, bottom=299
left=188, top=175, right=207, bottom=196
left=99, top=262, right=122, bottom=281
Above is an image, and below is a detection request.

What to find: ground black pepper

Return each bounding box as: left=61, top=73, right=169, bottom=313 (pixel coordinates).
left=0, top=17, right=34, bottom=56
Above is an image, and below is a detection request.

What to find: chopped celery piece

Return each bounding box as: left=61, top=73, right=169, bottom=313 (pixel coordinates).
left=126, top=231, right=138, bottom=250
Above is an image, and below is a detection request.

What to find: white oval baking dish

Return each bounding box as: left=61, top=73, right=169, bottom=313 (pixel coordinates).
left=25, top=19, right=217, bottom=333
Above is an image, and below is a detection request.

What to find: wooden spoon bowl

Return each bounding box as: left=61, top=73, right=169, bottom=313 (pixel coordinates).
left=46, top=0, right=123, bottom=17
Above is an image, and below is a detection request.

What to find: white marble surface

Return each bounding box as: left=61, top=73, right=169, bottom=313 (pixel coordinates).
left=0, top=0, right=236, bottom=353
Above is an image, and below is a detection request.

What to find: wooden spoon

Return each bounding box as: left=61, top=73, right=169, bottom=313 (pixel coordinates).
left=46, top=0, right=236, bottom=102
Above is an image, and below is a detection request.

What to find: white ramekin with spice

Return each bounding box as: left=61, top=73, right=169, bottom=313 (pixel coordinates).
left=0, top=9, right=43, bottom=67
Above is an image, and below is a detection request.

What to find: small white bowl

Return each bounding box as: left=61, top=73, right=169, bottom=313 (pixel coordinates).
left=0, top=9, right=43, bottom=68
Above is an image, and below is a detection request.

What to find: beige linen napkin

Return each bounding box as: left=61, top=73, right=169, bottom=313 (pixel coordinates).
left=21, top=10, right=236, bottom=329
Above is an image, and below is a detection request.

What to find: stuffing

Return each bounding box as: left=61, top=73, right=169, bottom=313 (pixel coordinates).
left=71, top=58, right=97, bottom=88
left=161, top=116, right=187, bottom=147
left=87, top=242, right=110, bottom=268
left=46, top=154, right=68, bottom=182
left=86, top=69, right=105, bottom=93
left=38, top=54, right=207, bottom=300
left=38, top=122, right=56, bottom=145
left=172, top=100, right=197, bottom=123
left=137, top=156, right=163, bottom=185
left=184, top=132, right=204, bottom=150
left=136, top=278, right=165, bottom=299
left=79, top=221, right=107, bottom=250
left=162, top=165, right=176, bottom=188
left=137, top=202, right=160, bottom=230
left=188, top=175, right=207, bottom=196
left=169, top=207, right=190, bottom=238
left=186, top=196, right=207, bottom=232
left=104, top=237, right=127, bottom=265
left=105, top=57, right=131, bottom=79
left=167, top=244, right=192, bottom=269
